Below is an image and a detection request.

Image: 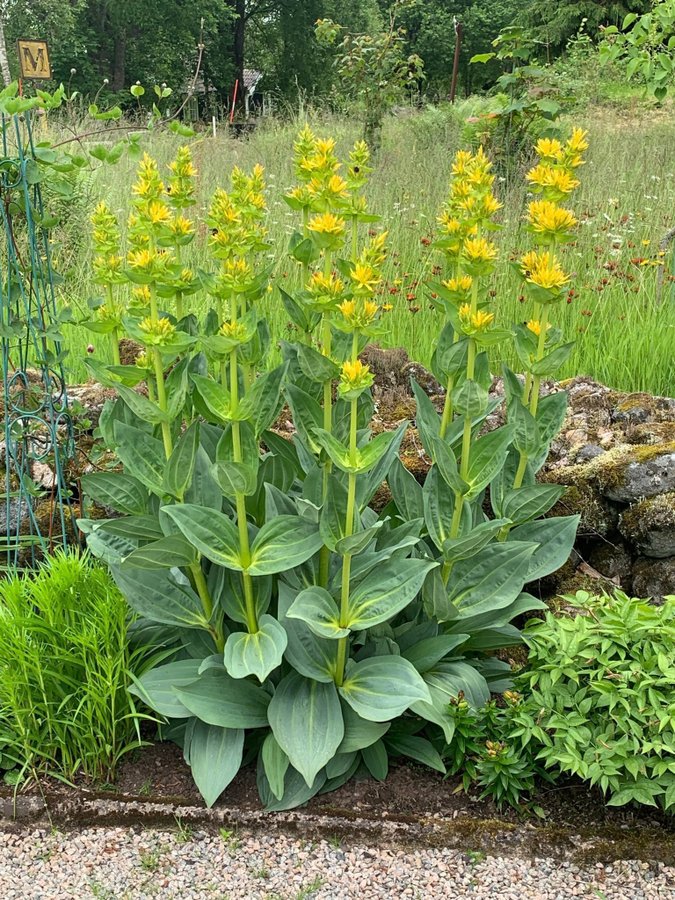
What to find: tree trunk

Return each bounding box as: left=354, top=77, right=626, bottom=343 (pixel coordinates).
left=112, top=30, right=126, bottom=91
left=233, top=0, right=245, bottom=106
left=0, top=21, right=12, bottom=87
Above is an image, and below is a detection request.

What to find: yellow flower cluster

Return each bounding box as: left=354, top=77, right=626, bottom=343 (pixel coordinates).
left=286, top=126, right=372, bottom=218
left=208, top=165, right=267, bottom=262
left=167, top=146, right=197, bottom=209
left=458, top=304, right=495, bottom=334
left=138, top=315, right=176, bottom=345
left=306, top=271, right=344, bottom=313
left=520, top=250, right=569, bottom=292
left=437, top=146, right=501, bottom=267
left=91, top=202, right=125, bottom=289
left=526, top=128, right=588, bottom=206
left=339, top=359, right=374, bottom=394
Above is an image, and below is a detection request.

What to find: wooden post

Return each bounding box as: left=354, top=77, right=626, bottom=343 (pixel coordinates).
left=450, top=19, right=463, bottom=104
left=230, top=78, right=239, bottom=124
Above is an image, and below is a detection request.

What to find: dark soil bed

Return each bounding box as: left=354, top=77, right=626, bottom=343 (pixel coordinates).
left=2, top=742, right=673, bottom=865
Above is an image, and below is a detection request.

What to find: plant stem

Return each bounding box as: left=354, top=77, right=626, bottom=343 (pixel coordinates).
left=152, top=348, right=173, bottom=458
left=229, top=347, right=258, bottom=634
left=335, top=396, right=359, bottom=686
left=111, top=328, right=121, bottom=367
left=459, top=338, right=476, bottom=481
left=528, top=305, right=549, bottom=418
left=351, top=216, right=358, bottom=262
left=190, top=562, right=224, bottom=651
left=318, top=270, right=335, bottom=589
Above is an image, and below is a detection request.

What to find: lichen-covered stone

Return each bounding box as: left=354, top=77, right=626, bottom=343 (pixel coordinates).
left=619, top=492, right=675, bottom=558
left=631, top=556, right=675, bottom=601
left=587, top=540, right=633, bottom=588
left=543, top=474, right=618, bottom=537
left=598, top=447, right=675, bottom=503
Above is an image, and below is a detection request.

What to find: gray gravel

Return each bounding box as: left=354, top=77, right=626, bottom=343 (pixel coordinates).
left=0, top=827, right=672, bottom=900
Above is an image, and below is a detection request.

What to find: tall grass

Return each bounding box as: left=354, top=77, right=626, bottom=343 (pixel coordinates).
left=0, top=550, right=155, bottom=783
left=46, top=105, right=675, bottom=394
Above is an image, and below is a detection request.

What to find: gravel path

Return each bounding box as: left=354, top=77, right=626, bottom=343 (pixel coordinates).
left=0, top=827, right=672, bottom=900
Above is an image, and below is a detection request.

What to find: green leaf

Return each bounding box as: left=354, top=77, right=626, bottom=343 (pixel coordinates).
left=448, top=542, right=537, bottom=615
left=115, top=383, right=167, bottom=424
left=452, top=379, right=488, bottom=419
left=337, top=701, right=390, bottom=753
left=346, top=559, right=437, bottom=630
left=410, top=378, right=440, bottom=454
left=509, top=400, right=540, bottom=456
left=174, top=668, right=270, bottom=728
left=248, top=515, right=323, bottom=575
left=113, top=423, right=166, bottom=494
left=191, top=373, right=232, bottom=422
left=111, top=565, right=206, bottom=628
left=237, top=364, right=287, bottom=436
left=500, top=484, right=565, bottom=525
left=81, top=472, right=148, bottom=515
left=442, top=519, right=510, bottom=563
left=510, top=515, right=579, bottom=580
left=257, top=758, right=325, bottom=811
left=268, top=672, right=344, bottom=787
left=287, top=586, right=349, bottom=639
left=213, top=459, right=258, bottom=497
left=188, top=721, right=244, bottom=807
left=294, top=342, right=340, bottom=384
left=466, top=425, right=513, bottom=497
left=385, top=734, right=446, bottom=774
left=223, top=615, right=288, bottom=682
left=339, top=656, right=432, bottom=722
left=261, top=732, right=289, bottom=802
left=163, top=422, right=199, bottom=499
left=122, top=533, right=198, bottom=569
left=164, top=504, right=243, bottom=571
left=387, top=457, right=424, bottom=520
left=128, top=659, right=203, bottom=718
left=285, top=383, right=323, bottom=454
left=362, top=739, right=388, bottom=781
left=401, top=635, right=469, bottom=673
left=428, top=433, right=467, bottom=496
left=471, top=52, right=496, bottom=63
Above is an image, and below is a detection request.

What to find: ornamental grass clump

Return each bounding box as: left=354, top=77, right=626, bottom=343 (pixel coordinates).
left=78, top=129, right=584, bottom=810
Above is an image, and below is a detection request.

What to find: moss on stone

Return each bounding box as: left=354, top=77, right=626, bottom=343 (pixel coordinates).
left=619, top=491, right=675, bottom=542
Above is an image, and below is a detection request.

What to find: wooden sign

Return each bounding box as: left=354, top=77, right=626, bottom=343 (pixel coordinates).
left=17, top=39, right=51, bottom=80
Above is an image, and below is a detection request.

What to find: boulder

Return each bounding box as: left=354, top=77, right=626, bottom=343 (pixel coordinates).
left=619, top=492, right=675, bottom=558
left=631, top=556, right=675, bottom=601
left=599, top=448, right=675, bottom=504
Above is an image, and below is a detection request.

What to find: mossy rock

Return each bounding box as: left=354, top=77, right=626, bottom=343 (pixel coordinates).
left=619, top=492, right=675, bottom=558
left=543, top=477, right=617, bottom=537
left=632, top=556, right=675, bottom=601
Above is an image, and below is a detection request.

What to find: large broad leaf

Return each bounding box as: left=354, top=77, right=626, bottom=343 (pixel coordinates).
left=190, top=373, right=232, bottom=422
left=122, top=533, right=198, bottom=569
left=362, top=739, right=388, bottom=781
left=185, top=446, right=224, bottom=511
left=466, top=425, right=513, bottom=498
left=278, top=591, right=338, bottom=684
left=410, top=378, right=440, bottom=454
left=237, top=363, right=287, bottom=436
left=163, top=421, right=200, bottom=499
left=448, top=591, right=546, bottom=634
left=248, top=515, right=323, bottom=575
left=128, top=659, right=203, bottom=718
left=174, top=668, right=270, bottom=728
left=210, top=568, right=271, bottom=627
left=447, top=541, right=537, bottom=615
left=499, top=484, right=565, bottom=525
left=286, top=587, right=348, bottom=639
left=339, top=656, right=432, bottom=722
left=261, top=732, right=289, bottom=802
left=164, top=504, right=243, bottom=571
left=345, top=559, right=437, bottom=631
left=111, top=565, right=206, bottom=628
left=188, top=720, right=244, bottom=807
left=411, top=660, right=490, bottom=741
left=387, top=457, right=424, bottom=521
left=442, top=518, right=510, bottom=563
left=113, top=422, right=166, bottom=493
left=81, top=472, right=148, bottom=515
left=510, top=515, right=579, bottom=581
left=337, top=700, right=390, bottom=753
left=428, top=433, right=467, bottom=496
left=223, top=614, right=288, bottom=682
left=401, top=634, right=469, bottom=673
left=268, top=672, right=344, bottom=788
left=385, top=734, right=446, bottom=774
left=256, top=757, right=326, bottom=812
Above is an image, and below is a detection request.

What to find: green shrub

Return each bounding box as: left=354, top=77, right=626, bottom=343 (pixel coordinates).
left=512, top=591, right=675, bottom=812
left=0, top=550, right=154, bottom=783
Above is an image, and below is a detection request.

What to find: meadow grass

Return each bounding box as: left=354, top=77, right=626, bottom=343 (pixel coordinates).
left=46, top=105, right=675, bottom=394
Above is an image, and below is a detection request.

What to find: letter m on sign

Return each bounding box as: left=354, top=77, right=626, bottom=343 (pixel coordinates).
left=17, top=40, right=52, bottom=80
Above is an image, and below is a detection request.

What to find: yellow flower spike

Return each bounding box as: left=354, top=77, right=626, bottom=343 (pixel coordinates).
left=471, top=310, right=495, bottom=331
left=307, top=271, right=344, bottom=299
left=567, top=127, right=589, bottom=154
left=169, top=215, right=195, bottom=239
left=526, top=319, right=552, bottom=337
left=146, top=200, right=172, bottom=226
left=520, top=250, right=569, bottom=291
left=349, top=262, right=380, bottom=294
left=218, top=321, right=248, bottom=341
left=462, top=236, right=498, bottom=265
left=326, top=173, right=349, bottom=198
left=132, top=154, right=165, bottom=203
left=526, top=164, right=580, bottom=197
left=534, top=137, right=564, bottom=161
left=132, top=285, right=152, bottom=304
left=340, top=359, right=374, bottom=393
left=138, top=315, right=176, bottom=343
left=451, top=149, right=474, bottom=176
left=527, top=200, right=577, bottom=236
left=443, top=275, right=473, bottom=293
left=308, top=212, right=346, bottom=236
left=127, top=248, right=157, bottom=271
left=338, top=299, right=356, bottom=321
